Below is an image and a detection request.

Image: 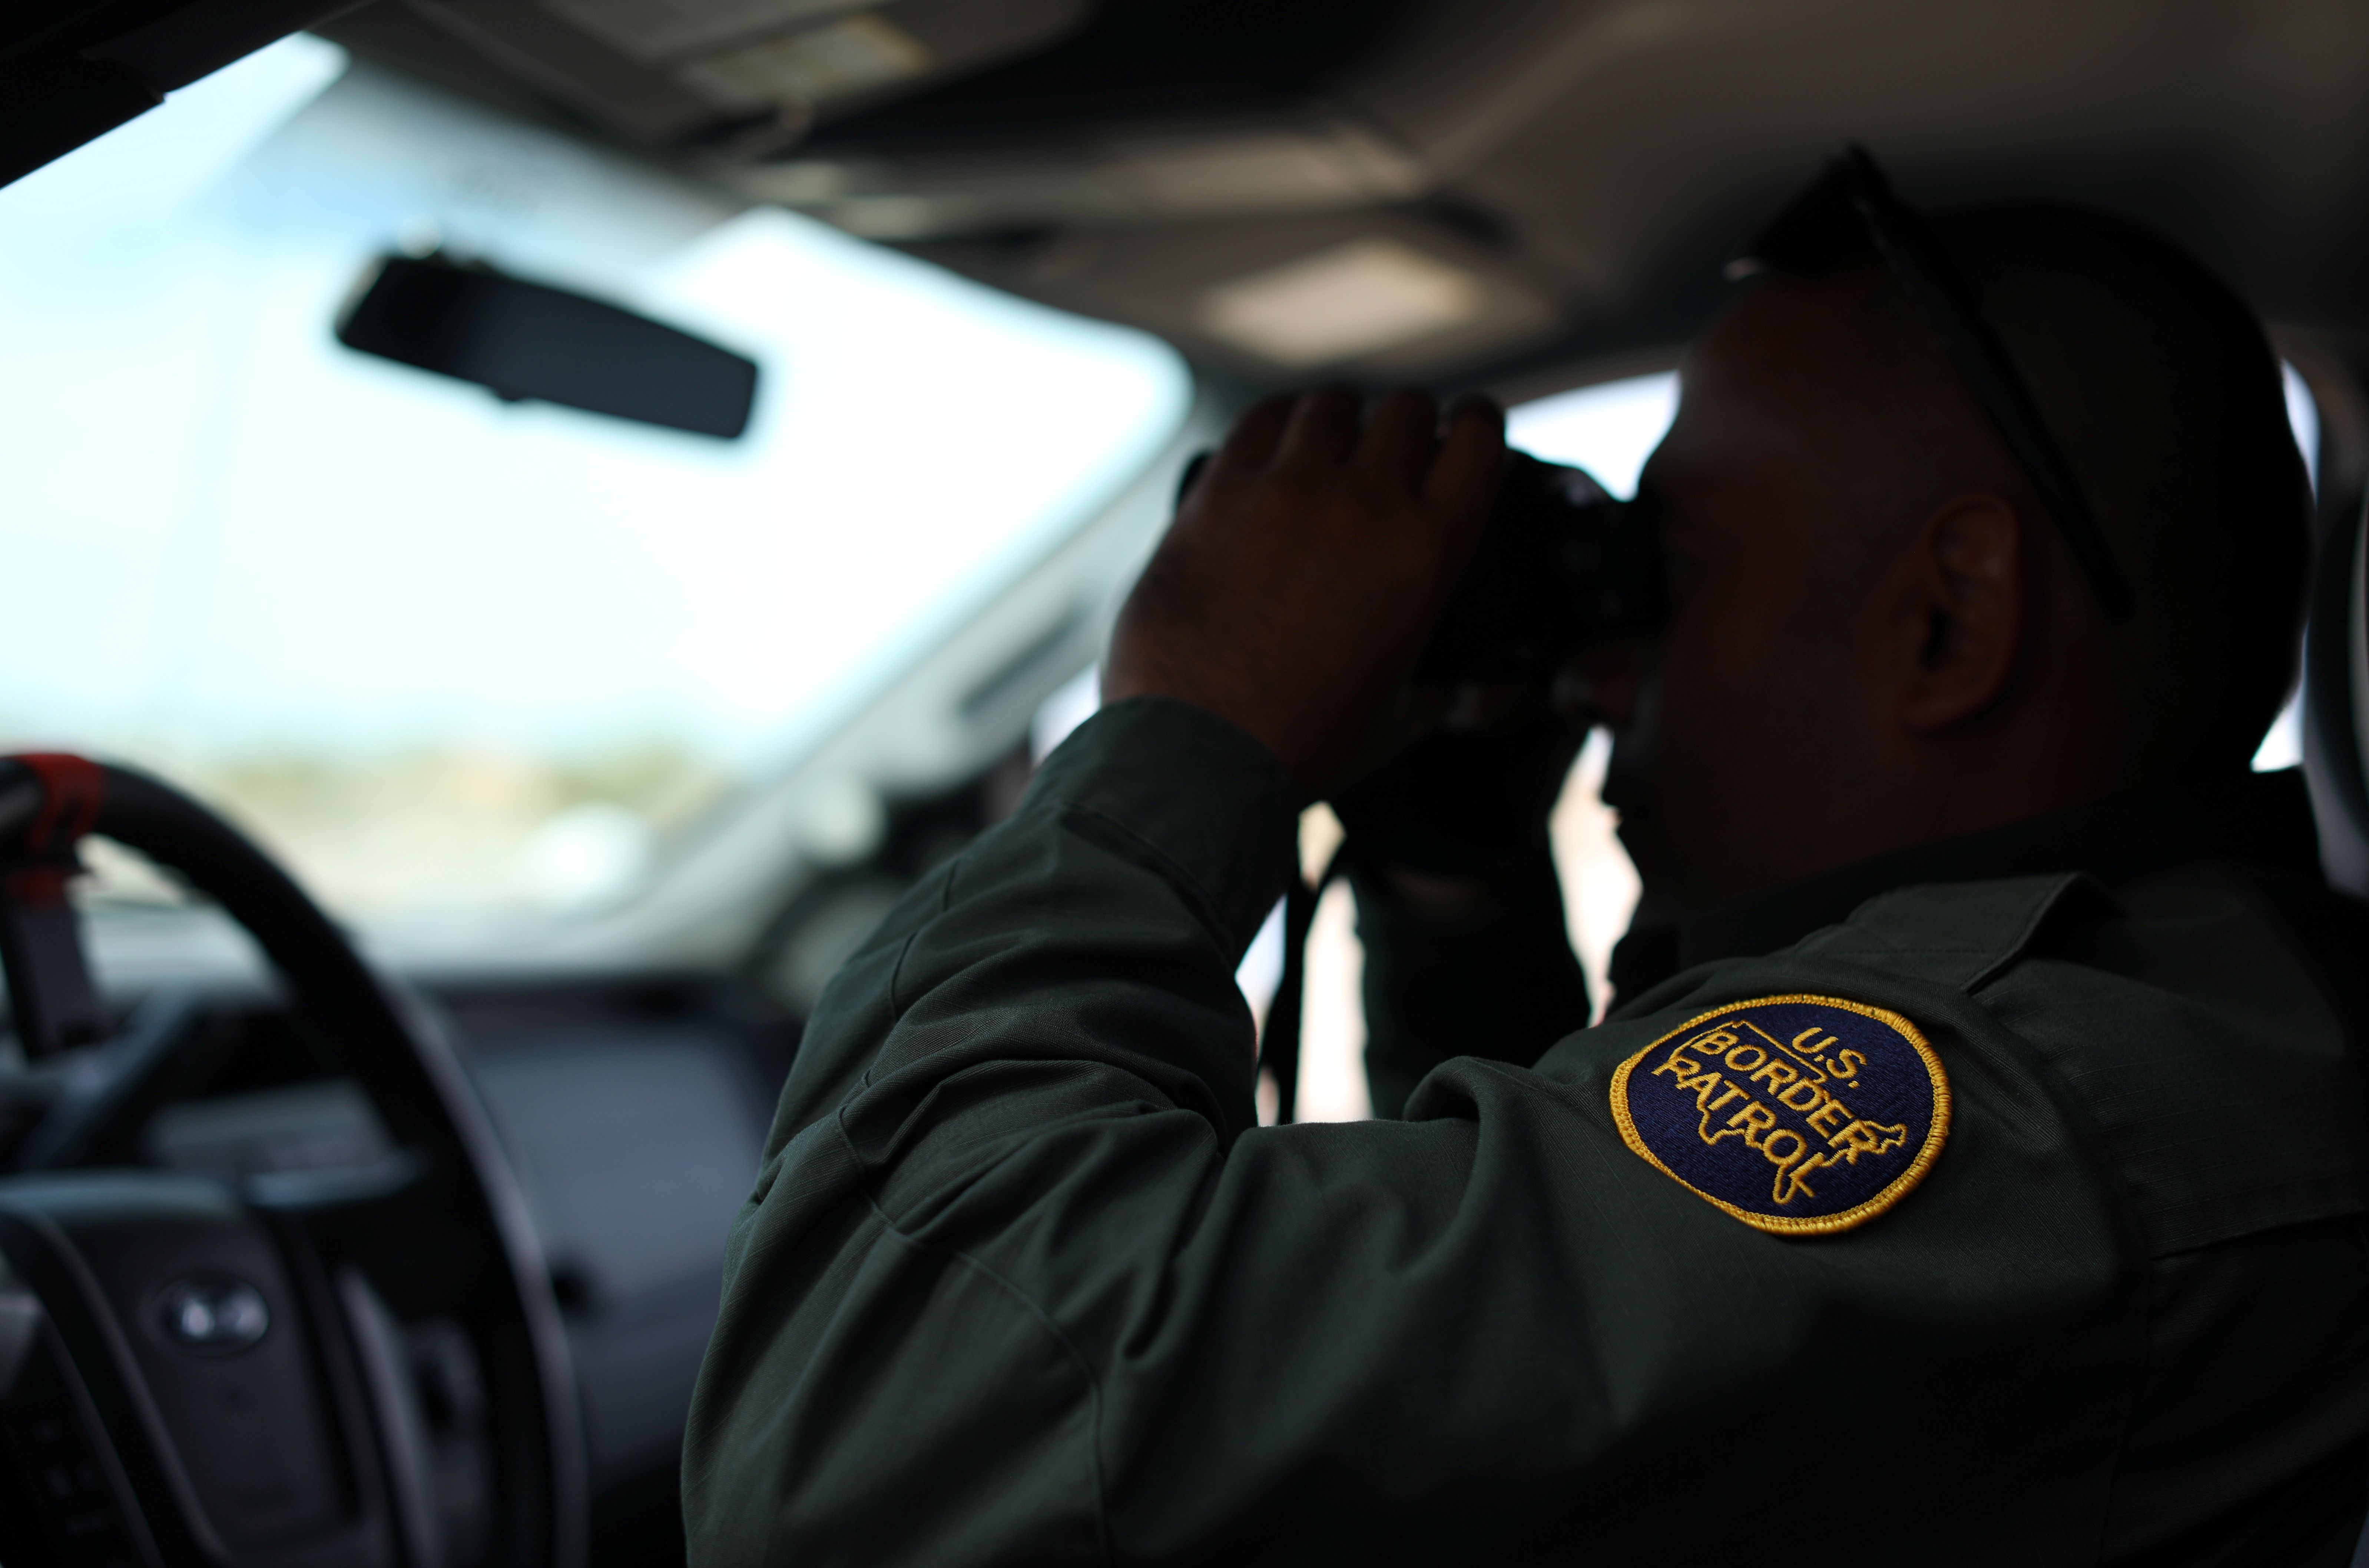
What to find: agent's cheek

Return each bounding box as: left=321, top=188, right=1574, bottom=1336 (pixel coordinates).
left=1632, top=611, right=1773, bottom=897
left=1641, top=614, right=1729, bottom=772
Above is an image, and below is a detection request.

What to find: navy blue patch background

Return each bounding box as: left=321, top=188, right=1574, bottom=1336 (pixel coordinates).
left=1620, top=999, right=1937, bottom=1223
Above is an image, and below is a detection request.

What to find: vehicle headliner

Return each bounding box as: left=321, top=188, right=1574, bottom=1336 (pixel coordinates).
left=315, top=0, right=2369, bottom=395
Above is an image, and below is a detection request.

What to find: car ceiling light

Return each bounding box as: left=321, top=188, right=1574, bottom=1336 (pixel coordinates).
left=1113, top=126, right=1427, bottom=216
left=677, top=13, right=930, bottom=113
left=545, top=0, right=890, bottom=63
left=1197, top=237, right=1486, bottom=367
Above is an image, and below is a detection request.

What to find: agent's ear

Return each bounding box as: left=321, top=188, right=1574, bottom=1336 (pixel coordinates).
left=1889, top=493, right=2025, bottom=732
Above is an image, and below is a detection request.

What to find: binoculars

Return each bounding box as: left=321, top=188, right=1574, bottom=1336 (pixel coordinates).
left=1177, top=448, right=1665, bottom=683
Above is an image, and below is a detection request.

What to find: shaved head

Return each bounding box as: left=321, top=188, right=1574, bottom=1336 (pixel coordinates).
left=1805, top=205, right=2311, bottom=778
left=1616, top=202, right=2310, bottom=907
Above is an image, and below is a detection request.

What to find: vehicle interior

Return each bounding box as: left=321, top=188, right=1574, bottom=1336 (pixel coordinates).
left=3, top=1, right=2367, bottom=1564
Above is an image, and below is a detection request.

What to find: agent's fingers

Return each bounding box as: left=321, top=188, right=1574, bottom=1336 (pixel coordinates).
left=1215, top=394, right=1295, bottom=473
left=1355, top=388, right=1440, bottom=488
left=1276, top=387, right=1363, bottom=466
left=1422, top=395, right=1506, bottom=527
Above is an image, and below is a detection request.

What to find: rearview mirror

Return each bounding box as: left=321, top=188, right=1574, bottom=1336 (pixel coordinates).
left=335, top=253, right=759, bottom=439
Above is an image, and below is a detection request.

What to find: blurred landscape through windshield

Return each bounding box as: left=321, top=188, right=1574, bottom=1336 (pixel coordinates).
left=0, top=38, right=1189, bottom=928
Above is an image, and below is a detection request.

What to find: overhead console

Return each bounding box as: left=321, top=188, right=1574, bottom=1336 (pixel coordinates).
left=319, top=0, right=2369, bottom=393
left=391, top=0, right=1096, bottom=149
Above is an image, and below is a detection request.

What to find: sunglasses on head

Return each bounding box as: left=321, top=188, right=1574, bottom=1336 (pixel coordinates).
left=1740, top=147, right=2134, bottom=619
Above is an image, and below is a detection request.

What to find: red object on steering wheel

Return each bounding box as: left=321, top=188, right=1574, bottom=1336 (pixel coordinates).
left=0, top=754, right=585, bottom=1568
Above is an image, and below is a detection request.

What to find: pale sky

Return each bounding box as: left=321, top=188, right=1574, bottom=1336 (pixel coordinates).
left=0, top=40, right=1190, bottom=774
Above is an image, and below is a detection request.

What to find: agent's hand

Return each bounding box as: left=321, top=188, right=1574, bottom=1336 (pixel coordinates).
left=1104, top=388, right=1505, bottom=798
left=1332, top=694, right=1588, bottom=878
left=1336, top=638, right=1656, bottom=918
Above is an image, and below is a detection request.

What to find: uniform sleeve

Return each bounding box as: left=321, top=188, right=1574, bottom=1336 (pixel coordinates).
left=680, top=697, right=2140, bottom=1567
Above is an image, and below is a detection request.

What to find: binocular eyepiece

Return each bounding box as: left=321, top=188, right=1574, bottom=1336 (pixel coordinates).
left=1174, top=449, right=1665, bottom=683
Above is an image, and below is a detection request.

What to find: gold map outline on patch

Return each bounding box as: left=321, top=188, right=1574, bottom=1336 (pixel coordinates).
left=1609, top=993, right=1951, bottom=1236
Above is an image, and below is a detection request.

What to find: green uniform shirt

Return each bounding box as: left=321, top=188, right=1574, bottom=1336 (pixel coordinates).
left=685, top=697, right=2369, bottom=1565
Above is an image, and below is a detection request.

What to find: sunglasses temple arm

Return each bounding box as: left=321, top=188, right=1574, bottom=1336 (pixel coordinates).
left=1844, top=155, right=2137, bottom=619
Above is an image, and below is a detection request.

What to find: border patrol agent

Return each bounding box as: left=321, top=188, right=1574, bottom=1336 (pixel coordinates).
left=685, top=167, right=2369, bottom=1562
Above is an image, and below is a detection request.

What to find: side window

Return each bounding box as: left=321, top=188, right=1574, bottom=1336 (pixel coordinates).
left=1505, top=371, right=1679, bottom=496
left=1505, top=374, right=1672, bottom=1034
left=2249, top=362, right=2320, bottom=771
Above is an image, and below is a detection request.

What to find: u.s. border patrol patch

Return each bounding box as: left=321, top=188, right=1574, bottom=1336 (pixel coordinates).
left=1610, top=994, right=1949, bottom=1235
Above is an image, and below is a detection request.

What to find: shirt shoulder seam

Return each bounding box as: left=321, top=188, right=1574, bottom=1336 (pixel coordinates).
left=1050, top=791, right=1239, bottom=944
left=832, top=1112, right=1118, bottom=1565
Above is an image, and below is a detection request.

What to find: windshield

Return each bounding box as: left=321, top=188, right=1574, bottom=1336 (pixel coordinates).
left=0, top=39, right=1191, bottom=927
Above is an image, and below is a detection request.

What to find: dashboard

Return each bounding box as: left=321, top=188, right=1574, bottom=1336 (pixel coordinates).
left=437, top=981, right=786, bottom=1561
left=1, top=972, right=793, bottom=1568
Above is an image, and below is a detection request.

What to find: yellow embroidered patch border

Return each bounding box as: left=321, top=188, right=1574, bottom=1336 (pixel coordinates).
left=1609, top=993, right=1950, bottom=1235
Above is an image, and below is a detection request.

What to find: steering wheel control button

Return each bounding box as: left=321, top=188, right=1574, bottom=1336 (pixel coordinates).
left=156, top=1277, right=270, bottom=1353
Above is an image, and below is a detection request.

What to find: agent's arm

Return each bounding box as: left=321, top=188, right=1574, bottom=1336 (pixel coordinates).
left=680, top=390, right=2119, bottom=1565
left=682, top=392, right=1550, bottom=1561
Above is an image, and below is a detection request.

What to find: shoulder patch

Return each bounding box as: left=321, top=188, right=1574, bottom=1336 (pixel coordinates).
left=1610, top=994, right=1949, bottom=1235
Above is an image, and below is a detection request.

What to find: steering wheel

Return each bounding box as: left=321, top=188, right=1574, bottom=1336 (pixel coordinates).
left=0, top=755, right=585, bottom=1568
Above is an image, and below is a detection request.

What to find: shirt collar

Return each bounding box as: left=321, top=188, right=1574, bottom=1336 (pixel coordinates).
left=1608, top=768, right=2324, bottom=1001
